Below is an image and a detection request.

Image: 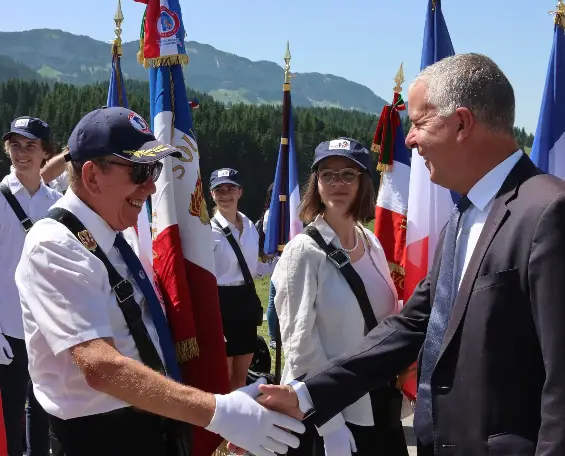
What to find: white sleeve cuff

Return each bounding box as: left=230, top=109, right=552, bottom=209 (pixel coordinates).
left=288, top=380, right=345, bottom=436
left=288, top=380, right=314, bottom=414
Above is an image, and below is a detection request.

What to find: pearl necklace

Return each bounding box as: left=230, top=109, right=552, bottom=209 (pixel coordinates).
left=342, top=226, right=359, bottom=253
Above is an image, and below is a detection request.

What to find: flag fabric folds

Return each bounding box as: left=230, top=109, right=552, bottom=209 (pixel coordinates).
left=373, top=92, right=411, bottom=301
left=531, top=13, right=565, bottom=179
left=400, top=0, right=456, bottom=402
left=404, top=0, right=456, bottom=300
left=107, top=51, right=129, bottom=109
left=264, top=106, right=300, bottom=255
left=136, top=1, right=230, bottom=455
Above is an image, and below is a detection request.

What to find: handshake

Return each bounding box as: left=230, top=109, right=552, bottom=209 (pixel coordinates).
left=205, top=378, right=306, bottom=456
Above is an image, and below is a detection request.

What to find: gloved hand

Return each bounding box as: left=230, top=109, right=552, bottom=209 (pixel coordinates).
left=0, top=333, right=13, bottom=366
left=323, top=424, right=357, bottom=456
left=206, top=378, right=306, bottom=456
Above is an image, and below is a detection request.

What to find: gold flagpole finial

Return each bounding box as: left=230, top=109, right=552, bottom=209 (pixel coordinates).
left=113, top=0, right=124, bottom=56
left=550, top=0, right=565, bottom=30
left=284, top=41, right=292, bottom=84
left=431, top=0, right=437, bottom=12
left=393, top=62, right=405, bottom=93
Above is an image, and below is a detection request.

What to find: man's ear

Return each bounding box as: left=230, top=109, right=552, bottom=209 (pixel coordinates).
left=81, top=161, right=104, bottom=196
left=455, top=107, right=474, bottom=141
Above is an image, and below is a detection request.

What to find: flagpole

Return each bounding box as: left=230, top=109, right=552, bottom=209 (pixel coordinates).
left=112, top=0, right=125, bottom=107
left=274, top=42, right=292, bottom=384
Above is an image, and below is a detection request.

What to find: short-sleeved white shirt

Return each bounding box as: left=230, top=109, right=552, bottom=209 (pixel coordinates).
left=0, top=172, right=61, bottom=339
left=15, top=188, right=164, bottom=419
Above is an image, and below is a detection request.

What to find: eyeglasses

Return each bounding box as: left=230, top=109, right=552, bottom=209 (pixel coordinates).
left=318, top=168, right=362, bottom=185
left=107, top=160, right=163, bottom=185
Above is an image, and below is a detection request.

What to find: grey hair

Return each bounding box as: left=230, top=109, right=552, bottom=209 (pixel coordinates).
left=411, top=53, right=515, bottom=136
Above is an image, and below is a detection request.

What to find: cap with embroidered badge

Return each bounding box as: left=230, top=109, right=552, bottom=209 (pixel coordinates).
left=312, top=137, right=371, bottom=172
left=64, top=106, right=181, bottom=164
left=210, top=168, right=240, bottom=190
left=2, top=117, right=51, bottom=142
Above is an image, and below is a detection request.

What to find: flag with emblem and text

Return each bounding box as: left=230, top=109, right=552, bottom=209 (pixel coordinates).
left=372, top=91, right=410, bottom=302
left=531, top=13, right=565, bottom=179
left=135, top=1, right=230, bottom=455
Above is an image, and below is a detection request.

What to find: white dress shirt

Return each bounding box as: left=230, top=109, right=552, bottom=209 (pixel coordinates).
left=273, top=215, right=400, bottom=435
left=292, top=150, right=525, bottom=423
left=15, top=188, right=164, bottom=419
left=0, top=171, right=61, bottom=339
left=48, top=170, right=69, bottom=194
left=212, top=211, right=272, bottom=286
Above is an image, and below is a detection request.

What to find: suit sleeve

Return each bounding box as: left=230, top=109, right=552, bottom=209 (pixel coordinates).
left=528, top=193, right=565, bottom=456
left=303, top=269, right=432, bottom=428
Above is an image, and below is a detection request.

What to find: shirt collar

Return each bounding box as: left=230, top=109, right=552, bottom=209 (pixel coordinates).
left=57, top=188, right=118, bottom=254
left=311, top=215, right=342, bottom=247
left=214, top=211, right=244, bottom=231
left=4, top=171, right=54, bottom=200
left=467, top=150, right=524, bottom=211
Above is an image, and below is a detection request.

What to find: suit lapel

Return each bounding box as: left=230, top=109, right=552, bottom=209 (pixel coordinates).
left=437, top=155, right=538, bottom=359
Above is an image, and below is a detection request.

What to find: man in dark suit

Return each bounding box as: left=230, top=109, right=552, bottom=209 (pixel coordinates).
left=257, top=53, right=565, bottom=456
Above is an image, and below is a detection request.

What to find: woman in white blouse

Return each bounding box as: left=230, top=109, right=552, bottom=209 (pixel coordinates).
left=272, top=138, right=408, bottom=456
left=210, top=168, right=273, bottom=391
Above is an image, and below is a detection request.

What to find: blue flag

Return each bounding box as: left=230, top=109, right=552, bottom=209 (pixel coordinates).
left=107, top=54, right=128, bottom=108
left=420, top=0, right=455, bottom=71
left=531, top=21, right=565, bottom=178
left=264, top=103, right=301, bottom=255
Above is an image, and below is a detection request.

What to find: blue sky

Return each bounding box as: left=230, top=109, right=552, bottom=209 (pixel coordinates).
left=0, top=0, right=559, bottom=133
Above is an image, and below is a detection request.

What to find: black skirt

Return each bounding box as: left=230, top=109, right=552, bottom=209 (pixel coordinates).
left=218, top=285, right=259, bottom=357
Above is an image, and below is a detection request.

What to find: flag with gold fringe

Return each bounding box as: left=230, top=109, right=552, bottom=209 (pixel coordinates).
left=135, top=1, right=230, bottom=455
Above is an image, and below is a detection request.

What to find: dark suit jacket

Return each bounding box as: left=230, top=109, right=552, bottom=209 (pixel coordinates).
left=303, top=155, right=565, bottom=456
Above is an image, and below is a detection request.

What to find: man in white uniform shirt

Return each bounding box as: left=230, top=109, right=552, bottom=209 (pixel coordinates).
left=15, top=107, right=304, bottom=456
left=1, top=116, right=60, bottom=456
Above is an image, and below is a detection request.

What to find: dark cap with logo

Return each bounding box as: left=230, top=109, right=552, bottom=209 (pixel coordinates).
left=210, top=168, right=240, bottom=189
left=312, top=137, right=371, bottom=171
left=65, top=106, right=181, bottom=164
left=2, top=117, right=51, bottom=142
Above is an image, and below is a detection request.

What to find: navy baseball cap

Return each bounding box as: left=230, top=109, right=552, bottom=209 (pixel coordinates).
left=210, top=168, right=240, bottom=190
left=65, top=107, right=181, bottom=164
left=2, top=117, right=51, bottom=142
left=312, top=137, right=371, bottom=171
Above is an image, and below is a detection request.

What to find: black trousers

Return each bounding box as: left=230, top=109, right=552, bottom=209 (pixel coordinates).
left=0, top=336, right=50, bottom=456
left=49, top=407, right=168, bottom=456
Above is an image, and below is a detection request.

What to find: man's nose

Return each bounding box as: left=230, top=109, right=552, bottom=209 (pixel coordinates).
left=405, top=127, right=417, bottom=150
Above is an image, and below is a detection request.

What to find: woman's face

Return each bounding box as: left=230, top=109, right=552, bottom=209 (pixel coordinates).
left=211, top=183, right=242, bottom=212
left=317, top=156, right=361, bottom=217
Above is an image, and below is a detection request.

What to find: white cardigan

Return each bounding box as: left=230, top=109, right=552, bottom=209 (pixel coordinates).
left=272, top=215, right=400, bottom=434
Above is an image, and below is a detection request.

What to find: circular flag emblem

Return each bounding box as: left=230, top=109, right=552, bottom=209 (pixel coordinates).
left=157, top=7, right=180, bottom=38
left=128, top=112, right=151, bottom=134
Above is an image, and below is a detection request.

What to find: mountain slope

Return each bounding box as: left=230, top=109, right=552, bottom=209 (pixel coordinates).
left=0, top=29, right=388, bottom=114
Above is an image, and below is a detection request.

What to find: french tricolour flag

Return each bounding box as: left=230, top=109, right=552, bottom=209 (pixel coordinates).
left=137, top=1, right=230, bottom=455
left=404, top=0, right=456, bottom=299
left=531, top=14, right=565, bottom=179
left=264, top=105, right=301, bottom=254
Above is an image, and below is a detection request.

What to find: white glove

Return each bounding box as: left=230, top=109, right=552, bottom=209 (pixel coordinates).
left=206, top=378, right=306, bottom=456
left=0, top=334, right=13, bottom=366
left=323, top=424, right=357, bottom=456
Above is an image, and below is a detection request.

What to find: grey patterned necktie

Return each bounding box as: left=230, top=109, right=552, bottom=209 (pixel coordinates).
left=413, top=195, right=472, bottom=445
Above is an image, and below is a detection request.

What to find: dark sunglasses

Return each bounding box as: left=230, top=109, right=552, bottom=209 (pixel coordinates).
left=318, top=167, right=362, bottom=185
left=107, top=160, right=163, bottom=184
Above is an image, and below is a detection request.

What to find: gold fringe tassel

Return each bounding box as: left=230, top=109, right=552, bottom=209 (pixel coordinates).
left=371, top=144, right=380, bottom=154
left=142, top=54, right=190, bottom=69
left=176, top=338, right=199, bottom=364
left=137, top=37, right=145, bottom=65
left=388, top=262, right=405, bottom=276
left=377, top=162, right=392, bottom=172
left=212, top=440, right=230, bottom=456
